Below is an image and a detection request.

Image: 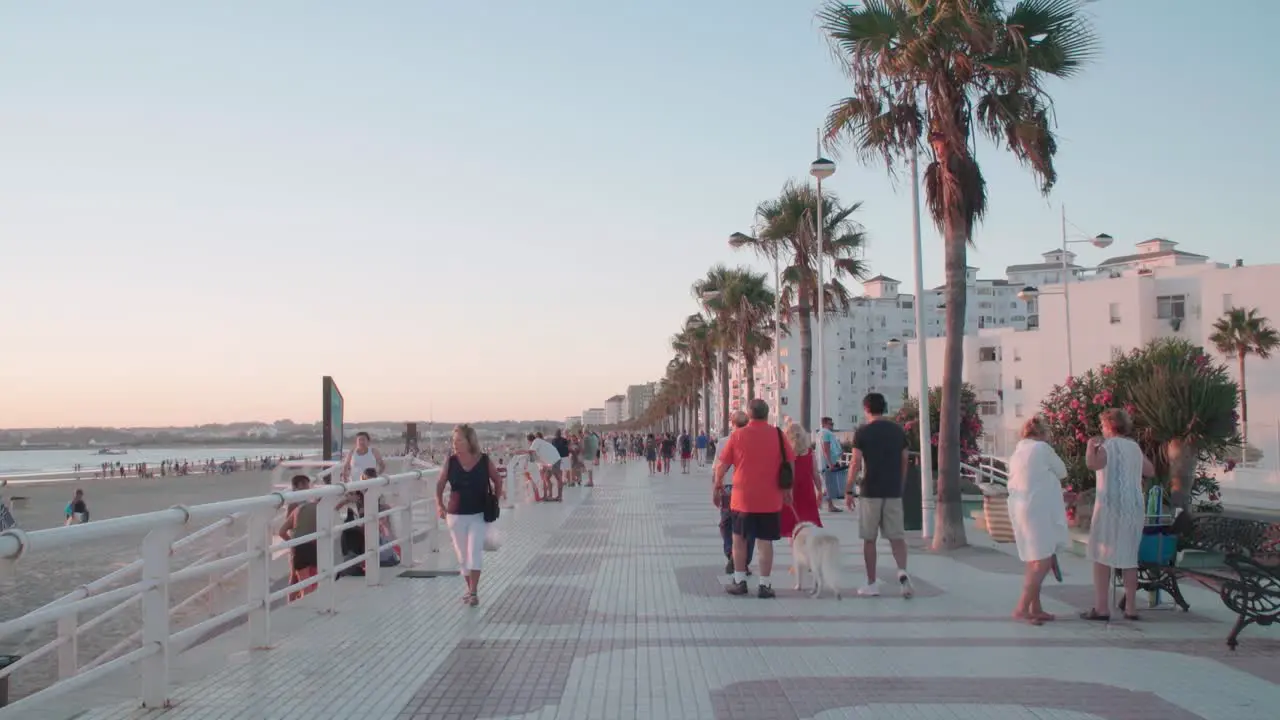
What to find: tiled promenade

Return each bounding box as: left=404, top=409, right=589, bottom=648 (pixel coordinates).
left=77, top=460, right=1278, bottom=719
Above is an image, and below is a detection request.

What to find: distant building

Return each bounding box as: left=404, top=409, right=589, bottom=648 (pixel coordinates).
left=625, top=384, right=654, bottom=422
left=604, top=395, right=625, bottom=425
left=582, top=408, right=606, bottom=426
left=564, top=415, right=582, bottom=428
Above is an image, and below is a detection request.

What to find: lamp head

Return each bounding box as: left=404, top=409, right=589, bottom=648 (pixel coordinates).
left=1017, top=286, right=1040, bottom=302
left=1091, top=233, right=1114, bottom=249
left=886, top=338, right=902, bottom=350
left=809, top=157, right=836, bottom=180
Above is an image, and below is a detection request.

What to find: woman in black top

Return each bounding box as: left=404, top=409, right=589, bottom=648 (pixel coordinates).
left=436, top=424, right=504, bottom=607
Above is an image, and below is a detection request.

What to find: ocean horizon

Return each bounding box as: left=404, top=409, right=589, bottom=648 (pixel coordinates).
left=0, top=445, right=320, bottom=476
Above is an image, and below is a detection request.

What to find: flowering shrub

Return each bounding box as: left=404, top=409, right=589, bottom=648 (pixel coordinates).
left=1039, top=339, right=1235, bottom=513
left=895, top=383, right=983, bottom=467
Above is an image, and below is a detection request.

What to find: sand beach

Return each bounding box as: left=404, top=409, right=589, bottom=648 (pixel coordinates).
left=0, top=469, right=288, bottom=700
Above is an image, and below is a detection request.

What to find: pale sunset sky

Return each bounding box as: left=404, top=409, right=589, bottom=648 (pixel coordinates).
left=2, top=2, right=1276, bottom=427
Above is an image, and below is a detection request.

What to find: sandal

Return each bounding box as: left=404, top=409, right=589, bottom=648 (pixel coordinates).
left=1080, top=608, right=1111, bottom=621
left=1123, top=613, right=1140, bottom=621
left=461, top=592, right=473, bottom=604
left=469, top=594, right=479, bottom=607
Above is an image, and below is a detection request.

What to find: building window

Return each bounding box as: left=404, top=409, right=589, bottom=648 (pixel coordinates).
left=1014, top=377, right=1023, bottom=390
left=1111, top=345, right=1123, bottom=359
left=1027, top=315, right=1040, bottom=330
left=978, top=401, right=998, bottom=416
left=1156, top=294, right=1186, bottom=319
left=1015, top=404, right=1024, bottom=418
left=978, top=316, right=986, bottom=329
left=1013, top=348, right=1022, bottom=361
left=1223, top=294, right=1232, bottom=313
left=900, top=301, right=914, bottom=309
left=979, top=347, right=998, bottom=362
left=979, top=301, right=993, bottom=309
left=781, top=396, right=788, bottom=406
left=1109, top=302, right=1121, bottom=324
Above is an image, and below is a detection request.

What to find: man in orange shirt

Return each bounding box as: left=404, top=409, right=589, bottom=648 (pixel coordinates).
left=713, top=398, right=795, bottom=598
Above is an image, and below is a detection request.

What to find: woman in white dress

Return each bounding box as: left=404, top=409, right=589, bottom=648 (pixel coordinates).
left=1007, top=417, right=1069, bottom=625
left=1082, top=408, right=1155, bottom=621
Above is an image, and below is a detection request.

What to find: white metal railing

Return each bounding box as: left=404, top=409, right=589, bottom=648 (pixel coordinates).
left=0, top=462, right=442, bottom=715
left=837, top=451, right=1008, bottom=488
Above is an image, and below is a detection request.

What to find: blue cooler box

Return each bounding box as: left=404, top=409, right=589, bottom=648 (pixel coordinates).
left=1139, top=525, right=1177, bottom=565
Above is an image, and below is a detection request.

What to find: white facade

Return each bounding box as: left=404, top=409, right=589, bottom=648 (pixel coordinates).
left=604, top=395, right=624, bottom=425
left=909, top=240, right=1280, bottom=461
left=624, top=383, right=654, bottom=422
left=710, top=272, right=1032, bottom=432
left=564, top=415, right=582, bottom=428
left=581, top=408, right=606, bottom=426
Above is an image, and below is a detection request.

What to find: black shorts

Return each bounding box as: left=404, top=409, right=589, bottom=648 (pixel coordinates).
left=729, top=510, right=781, bottom=542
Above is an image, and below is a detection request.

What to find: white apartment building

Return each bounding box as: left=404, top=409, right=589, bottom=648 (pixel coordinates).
left=582, top=408, right=606, bottom=426
left=909, top=239, right=1280, bottom=462
left=604, top=395, right=624, bottom=425
left=710, top=272, right=1033, bottom=433
left=624, top=383, right=655, bottom=423
left=564, top=415, right=582, bottom=428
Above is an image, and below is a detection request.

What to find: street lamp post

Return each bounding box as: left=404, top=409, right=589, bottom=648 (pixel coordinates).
left=810, top=156, right=836, bottom=431
left=1019, top=209, right=1112, bottom=378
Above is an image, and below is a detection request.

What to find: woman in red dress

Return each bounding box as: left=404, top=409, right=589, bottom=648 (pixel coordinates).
left=780, top=422, right=823, bottom=540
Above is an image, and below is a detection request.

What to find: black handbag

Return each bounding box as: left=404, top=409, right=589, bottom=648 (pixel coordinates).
left=483, top=455, right=500, bottom=523
left=776, top=428, right=794, bottom=490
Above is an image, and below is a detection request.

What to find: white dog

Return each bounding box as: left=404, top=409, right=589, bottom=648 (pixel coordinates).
left=790, top=521, right=842, bottom=600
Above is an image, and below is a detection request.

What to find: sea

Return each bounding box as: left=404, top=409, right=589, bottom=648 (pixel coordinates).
left=0, top=445, right=317, bottom=477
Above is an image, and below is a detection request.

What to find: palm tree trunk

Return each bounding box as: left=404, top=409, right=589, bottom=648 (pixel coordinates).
left=703, top=368, right=713, bottom=439
left=933, top=224, right=969, bottom=551
left=745, top=356, right=757, bottom=404
left=798, top=296, right=813, bottom=431
left=719, top=349, right=730, bottom=435
left=1239, top=354, right=1249, bottom=449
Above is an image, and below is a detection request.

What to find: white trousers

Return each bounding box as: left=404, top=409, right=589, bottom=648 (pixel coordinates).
left=446, top=512, right=486, bottom=571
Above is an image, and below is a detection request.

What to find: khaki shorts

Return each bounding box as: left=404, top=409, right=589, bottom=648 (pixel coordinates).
left=858, top=497, right=906, bottom=541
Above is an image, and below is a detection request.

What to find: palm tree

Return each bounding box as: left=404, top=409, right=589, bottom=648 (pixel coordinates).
left=819, top=0, right=1098, bottom=549
left=724, top=271, right=777, bottom=403
left=731, top=182, right=868, bottom=431
left=672, top=313, right=717, bottom=436
left=1210, top=306, right=1280, bottom=448
left=692, top=266, right=752, bottom=435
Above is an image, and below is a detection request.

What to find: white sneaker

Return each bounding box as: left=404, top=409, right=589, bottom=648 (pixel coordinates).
left=898, top=571, right=914, bottom=599
left=856, top=582, right=881, bottom=597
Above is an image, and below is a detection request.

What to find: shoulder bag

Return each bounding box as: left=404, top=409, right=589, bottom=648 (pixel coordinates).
left=776, top=428, right=794, bottom=490
left=482, top=455, right=501, bottom=523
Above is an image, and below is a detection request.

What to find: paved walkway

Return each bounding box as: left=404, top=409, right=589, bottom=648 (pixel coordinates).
left=75, top=459, right=1278, bottom=719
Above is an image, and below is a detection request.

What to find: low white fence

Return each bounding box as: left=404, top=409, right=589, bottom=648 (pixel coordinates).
left=0, top=461, right=442, bottom=715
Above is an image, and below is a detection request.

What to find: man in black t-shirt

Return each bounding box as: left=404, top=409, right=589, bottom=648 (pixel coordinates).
left=845, top=392, right=913, bottom=599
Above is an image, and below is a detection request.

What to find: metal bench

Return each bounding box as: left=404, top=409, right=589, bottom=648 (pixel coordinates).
left=1122, top=515, right=1279, bottom=649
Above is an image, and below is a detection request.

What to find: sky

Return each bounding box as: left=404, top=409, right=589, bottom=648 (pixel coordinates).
left=2, top=1, right=1277, bottom=428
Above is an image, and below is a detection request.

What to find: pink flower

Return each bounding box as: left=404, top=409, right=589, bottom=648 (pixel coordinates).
left=1102, top=367, right=1113, bottom=376
left=1209, top=493, right=1220, bottom=502
left=1070, top=399, right=1080, bottom=409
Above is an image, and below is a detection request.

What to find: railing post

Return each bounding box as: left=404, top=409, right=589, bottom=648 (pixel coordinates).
left=246, top=508, right=272, bottom=649
left=56, top=614, right=78, bottom=680
left=207, top=520, right=229, bottom=615
left=140, top=525, right=177, bottom=708
left=364, top=488, right=381, bottom=587
left=428, top=495, right=441, bottom=568
left=397, top=476, right=416, bottom=569
left=315, top=495, right=338, bottom=614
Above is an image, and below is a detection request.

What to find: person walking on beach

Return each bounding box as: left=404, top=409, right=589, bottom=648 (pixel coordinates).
left=436, top=424, right=504, bottom=607
left=716, top=399, right=794, bottom=598
left=714, top=412, right=754, bottom=575
left=278, top=476, right=318, bottom=601
left=819, top=417, right=845, bottom=513
left=845, top=393, right=914, bottom=598
left=342, top=431, right=385, bottom=483
left=581, top=430, right=599, bottom=487
left=64, top=489, right=90, bottom=525
left=527, top=432, right=563, bottom=501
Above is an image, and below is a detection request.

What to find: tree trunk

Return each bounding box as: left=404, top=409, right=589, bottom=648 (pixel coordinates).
left=704, top=368, right=713, bottom=439
left=932, top=223, right=969, bottom=551
left=745, top=356, right=757, bottom=405
left=1239, top=354, right=1249, bottom=449
left=798, top=295, right=813, bottom=431
left=719, top=349, right=730, bottom=436
left=1166, top=437, right=1195, bottom=513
